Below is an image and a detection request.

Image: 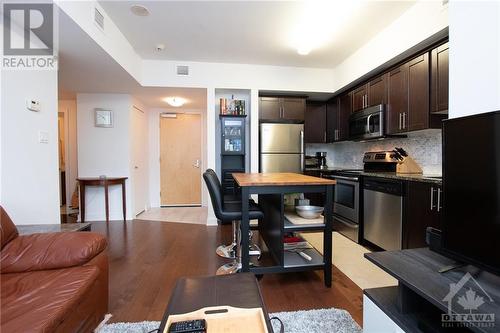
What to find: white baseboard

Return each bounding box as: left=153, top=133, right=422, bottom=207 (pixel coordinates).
left=206, top=216, right=218, bottom=226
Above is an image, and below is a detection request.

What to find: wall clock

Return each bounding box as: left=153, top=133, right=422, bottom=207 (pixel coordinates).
left=94, top=109, right=113, bottom=128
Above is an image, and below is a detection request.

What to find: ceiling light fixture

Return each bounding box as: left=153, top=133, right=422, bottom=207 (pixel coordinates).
left=290, top=0, right=361, bottom=55
left=164, top=97, right=187, bottom=107
left=130, top=5, right=150, bottom=17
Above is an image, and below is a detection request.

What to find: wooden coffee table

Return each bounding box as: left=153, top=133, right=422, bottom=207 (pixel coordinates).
left=159, top=273, right=273, bottom=332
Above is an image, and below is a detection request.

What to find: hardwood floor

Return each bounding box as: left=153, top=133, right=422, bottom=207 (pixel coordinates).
left=90, top=220, right=363, bottom=326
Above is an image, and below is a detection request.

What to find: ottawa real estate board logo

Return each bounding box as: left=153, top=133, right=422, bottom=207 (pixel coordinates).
left=2, top=2, right=57, bottom=70
left=442, top=272, right=496, bottom=328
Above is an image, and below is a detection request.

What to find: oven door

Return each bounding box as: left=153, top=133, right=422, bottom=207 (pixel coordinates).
left=333, top=176, right=360, bottom=223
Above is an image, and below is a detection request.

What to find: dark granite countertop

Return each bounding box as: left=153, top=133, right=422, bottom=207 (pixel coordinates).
left=357, top=172, right=442, bottom=185
left=304, top=168, right=442, bottom=185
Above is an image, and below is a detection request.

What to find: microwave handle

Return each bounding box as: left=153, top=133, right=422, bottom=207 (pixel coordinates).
left=366, top=114, right=373, bottom=134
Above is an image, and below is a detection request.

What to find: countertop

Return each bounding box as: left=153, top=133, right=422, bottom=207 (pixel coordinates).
left=304, top=168, right=442, bottom=185
left=233, top=172, right=336, bottom=187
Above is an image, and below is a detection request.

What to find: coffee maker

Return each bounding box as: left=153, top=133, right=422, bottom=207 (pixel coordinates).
left=315, top=152, right=328, bottom=169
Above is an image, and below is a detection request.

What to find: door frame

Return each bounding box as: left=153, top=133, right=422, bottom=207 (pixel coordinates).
left=158, top=111, right=206, bottom=207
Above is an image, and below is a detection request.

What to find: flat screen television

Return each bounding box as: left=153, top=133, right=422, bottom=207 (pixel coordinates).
left=442, top=110, right=500, bottom=275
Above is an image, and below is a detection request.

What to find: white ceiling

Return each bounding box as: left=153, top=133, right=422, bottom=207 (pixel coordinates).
left=99, top=0, right=416, bottom=68
left=58, top=11, right=206, bottom=109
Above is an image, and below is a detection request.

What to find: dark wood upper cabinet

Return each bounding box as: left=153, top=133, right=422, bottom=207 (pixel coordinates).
left=431, top=42, right=449, bottom=114
left=259, top=97, right=281, bottom=120
left=367, top=74, right=388, bottom=107
left=259, top=97, right=305, bottom=121
left=387, top=65, right=408, bottom=135
left=337, top=93, right=351, bottom=141
left=407, top=53, right=430, bottom=131
left=352, top=85, right=367, bottom=112
left=305, top=102, right=326, bottom=143
left=404, top=181, right=442, bottom=249
left=326, top=99, right=339, bottom=142
left=281, top=97, right=306, bottom=121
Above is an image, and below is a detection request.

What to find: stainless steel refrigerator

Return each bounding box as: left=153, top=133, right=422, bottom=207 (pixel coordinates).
left=259, top=123, right=304, bottom=173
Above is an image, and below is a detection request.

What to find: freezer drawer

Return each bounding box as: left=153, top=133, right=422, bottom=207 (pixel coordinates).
left=363, top=189, right=402, bottom=251
left=260, top=154, right=303, bottom=173
left=260, top=123, right=304, bottom=153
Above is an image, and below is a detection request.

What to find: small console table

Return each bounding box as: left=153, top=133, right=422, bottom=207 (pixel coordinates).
left=77, top=177, right=128, bottom=222
left=364, top=248, right=500, bottom=332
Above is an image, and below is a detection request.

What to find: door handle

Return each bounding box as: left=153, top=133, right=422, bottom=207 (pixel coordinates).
left=366, top=114, right=372, bottom=134
left=437, top=188, right=442, bottom=212
left=430, top=187, right=436, bottom=210
left=324, top=131, right=326, bottom=143
left=402, top=112, right=406, bottom=129
left=193, top=159, right=201, bottom=168
left=399, top=113, right=402, bottom=130
left=300, top=130, right=304, bottom=172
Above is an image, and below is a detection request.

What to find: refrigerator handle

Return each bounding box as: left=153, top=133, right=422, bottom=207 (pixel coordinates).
left=300, top=130, right=304, bottom=173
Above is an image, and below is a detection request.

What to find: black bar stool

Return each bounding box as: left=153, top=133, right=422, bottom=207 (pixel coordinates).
left=203, top=169, right=264, bottom=275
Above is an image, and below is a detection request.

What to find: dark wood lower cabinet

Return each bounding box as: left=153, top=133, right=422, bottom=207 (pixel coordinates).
left=403, top=181, right=442, bottom=249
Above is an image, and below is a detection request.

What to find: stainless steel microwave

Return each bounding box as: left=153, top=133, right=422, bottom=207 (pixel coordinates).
left=349, top=104, right=385, bottom=141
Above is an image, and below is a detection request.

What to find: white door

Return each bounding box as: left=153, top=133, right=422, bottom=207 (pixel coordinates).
left=131, top=106, right=148, bottom=216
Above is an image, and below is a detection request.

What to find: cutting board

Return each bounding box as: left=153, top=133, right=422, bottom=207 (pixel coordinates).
left=284, top=211, right=324, bottom=225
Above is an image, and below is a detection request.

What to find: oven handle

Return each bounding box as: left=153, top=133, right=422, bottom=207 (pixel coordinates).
left=334, top=215, right=359, bottom=229
left=332, top=175, right=359, bottom=182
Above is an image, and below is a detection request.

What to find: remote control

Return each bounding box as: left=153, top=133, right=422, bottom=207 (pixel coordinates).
left=168, top=319, right=206, bottom=333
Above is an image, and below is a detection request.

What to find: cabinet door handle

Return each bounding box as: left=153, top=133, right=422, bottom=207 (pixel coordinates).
left=403, top=112, right=406, bottom=129
left=336, top=129, right=339, bottom=141
left=324, top=131, right=326, bottom=143
left=399, top=113, right=402, bottom=130
left=437, top=188, right=442, bottom=212
left=430, top=187, right=436, bottom=210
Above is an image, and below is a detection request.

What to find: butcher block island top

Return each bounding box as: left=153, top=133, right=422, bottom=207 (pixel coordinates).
left=233, top=172, right=336, bottom=187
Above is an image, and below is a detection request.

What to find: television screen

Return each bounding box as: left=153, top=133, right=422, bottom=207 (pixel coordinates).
left=442, top=110, right=500, bottom=274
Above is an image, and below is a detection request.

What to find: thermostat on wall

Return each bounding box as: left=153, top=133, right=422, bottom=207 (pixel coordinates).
left=26, top=99, right=41, bottom=112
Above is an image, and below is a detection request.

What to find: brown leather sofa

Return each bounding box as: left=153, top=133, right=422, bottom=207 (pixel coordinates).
left=0, top=206, right=109, bottom=332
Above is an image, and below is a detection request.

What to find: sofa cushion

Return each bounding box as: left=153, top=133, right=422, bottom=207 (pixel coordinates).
left=0, top=206, right=18, bottom=250
left=1, top=265, right=99, bottom=332
left=1, top=232, right=107, bottom=273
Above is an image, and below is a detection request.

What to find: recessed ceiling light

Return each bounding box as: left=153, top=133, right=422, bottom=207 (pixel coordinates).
left=156, top=43, right=165, bottom=52
left=297, top=47, right=311, bottom=56
left=163, top=97, right=187, bottom=107
left=130, top=5, right=150, bottom=17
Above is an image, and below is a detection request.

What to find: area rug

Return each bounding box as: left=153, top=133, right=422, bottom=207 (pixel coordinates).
left=98, top=308, right=362, bottom=333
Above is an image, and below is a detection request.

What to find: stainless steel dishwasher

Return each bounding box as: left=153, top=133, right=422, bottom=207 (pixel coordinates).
left=363, top=178, right=403, bottom=251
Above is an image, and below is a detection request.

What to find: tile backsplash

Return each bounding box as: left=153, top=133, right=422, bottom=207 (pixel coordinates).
left=306, top=129, right=442, bottom=175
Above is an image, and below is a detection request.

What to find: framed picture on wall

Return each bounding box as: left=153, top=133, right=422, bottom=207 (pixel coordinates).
left=94, top=109, right=113, bottom=128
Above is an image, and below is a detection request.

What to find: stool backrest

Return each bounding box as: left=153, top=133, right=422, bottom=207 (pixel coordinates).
left=203, top=169, right=224, bottom=220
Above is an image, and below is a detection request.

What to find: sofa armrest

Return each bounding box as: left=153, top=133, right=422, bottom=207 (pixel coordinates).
left=0, top=232, right=107, bottom=273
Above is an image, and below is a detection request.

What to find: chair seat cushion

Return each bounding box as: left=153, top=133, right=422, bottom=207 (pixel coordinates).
left=221, top=202, right=264, bottom=221
left=1, top=265, right=99, bottom=332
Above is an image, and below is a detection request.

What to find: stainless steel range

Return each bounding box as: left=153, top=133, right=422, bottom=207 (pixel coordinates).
left=322, top=170, right=362, bottom=243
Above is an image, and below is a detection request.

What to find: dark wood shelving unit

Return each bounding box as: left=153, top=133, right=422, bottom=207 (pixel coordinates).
left=365, top=248, right=500, bottom=333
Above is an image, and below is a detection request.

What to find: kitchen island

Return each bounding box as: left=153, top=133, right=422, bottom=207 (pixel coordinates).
left=233, top=172, right=336, bottom=287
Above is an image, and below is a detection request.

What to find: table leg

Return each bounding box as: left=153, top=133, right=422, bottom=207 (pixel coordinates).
left=121, top=181, right=126, bottom=221
left=80, top=183, right=86, bottom=223
left=104, top=181, right=109, bottom=222
left=323, top=184, right=333, bottom=287
left=240, top=187, right=250, bottom=272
